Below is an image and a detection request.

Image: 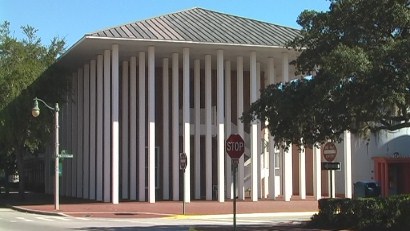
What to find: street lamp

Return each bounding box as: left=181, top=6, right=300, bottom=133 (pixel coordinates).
left=32, top=97, right=60, bottom=210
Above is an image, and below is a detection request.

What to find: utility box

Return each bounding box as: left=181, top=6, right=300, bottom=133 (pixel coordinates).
left=354, top=181, right=381, bottom=198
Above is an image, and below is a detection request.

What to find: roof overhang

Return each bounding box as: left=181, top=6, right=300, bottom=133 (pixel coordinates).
left=57, top=36, right=301, bottom=71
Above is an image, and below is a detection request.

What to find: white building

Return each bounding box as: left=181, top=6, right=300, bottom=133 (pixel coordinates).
left=42, top=8, right=409, bottom=204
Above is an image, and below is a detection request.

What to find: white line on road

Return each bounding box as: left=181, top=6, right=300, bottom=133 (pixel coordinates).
left=17, top=217, right=33, bottom=222
left=53, top=217, right=70, bottom=221
left=35, top=217, right=54, bottom=222
left=73, top=217, right=90, bottom=221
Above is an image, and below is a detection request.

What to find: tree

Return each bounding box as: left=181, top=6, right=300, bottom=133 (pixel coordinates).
left=242, top=0, right=410, bottom=148
left=0, top=21, right=69, bottom=197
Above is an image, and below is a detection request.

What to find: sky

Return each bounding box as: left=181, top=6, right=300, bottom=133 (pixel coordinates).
left=1, top=0, right=331, bottom=49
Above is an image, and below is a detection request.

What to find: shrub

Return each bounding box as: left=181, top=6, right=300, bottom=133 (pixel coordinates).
left=309, top=195, right=410, bottom=230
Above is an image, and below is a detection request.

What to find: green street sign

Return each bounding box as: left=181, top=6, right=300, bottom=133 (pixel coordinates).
left=59, top=154, right=73, bottom=158
left=59, top=150, right=73, bottom=159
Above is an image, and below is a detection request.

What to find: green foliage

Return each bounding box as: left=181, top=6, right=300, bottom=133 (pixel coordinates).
left=242, top=0, right=410, bottom=148
left=311, top=195, right=410, bottom=231
left=0, top=21, right=70, bottom=195
left=311, top=198, right=356, bottom=228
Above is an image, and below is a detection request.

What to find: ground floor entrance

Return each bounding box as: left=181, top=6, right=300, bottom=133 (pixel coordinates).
left=373, top=157, right=410, bottom=197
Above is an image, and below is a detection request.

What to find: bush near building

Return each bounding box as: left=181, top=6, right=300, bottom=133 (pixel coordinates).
left=309, top=195, right=410, bottom=230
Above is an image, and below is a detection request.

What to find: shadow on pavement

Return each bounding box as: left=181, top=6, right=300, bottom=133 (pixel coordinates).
left=73, top=223, right=323, bottom=231
left=0, top=191, right=98, bottom=206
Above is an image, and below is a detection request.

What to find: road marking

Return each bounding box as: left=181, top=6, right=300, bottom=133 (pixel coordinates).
left=17, top=217, right=33, bottom=222
left=53, top=217, right=70, bottom=221
left=73, top=217, right=90, bottom=221
left=0, top=208, right=12, bottom=212
left=36, top=217, right=54, bottom=221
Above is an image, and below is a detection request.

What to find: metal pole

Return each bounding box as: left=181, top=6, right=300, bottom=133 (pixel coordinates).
left=55, top=103, right=60, bottom=210
left=233, top=160, right=237, bottom=231
left=231, top=159, right=239, bottom=231
left=183, top=169, right=186, bottom=215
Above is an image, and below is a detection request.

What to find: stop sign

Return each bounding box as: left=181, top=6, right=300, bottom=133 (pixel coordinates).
left=226, top=134, right=245, bottom=159
left=323, top=142, right=337, bottom=162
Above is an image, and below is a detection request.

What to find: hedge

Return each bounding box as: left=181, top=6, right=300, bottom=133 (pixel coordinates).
left=308, top=195, right=410, bottom=230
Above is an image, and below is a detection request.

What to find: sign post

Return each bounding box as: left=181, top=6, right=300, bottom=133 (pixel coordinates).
left=226, top=134, right=245, bottom=231
left=322, top=142, right=337, bottom=198
left=179, top=152, right=187, bottom=215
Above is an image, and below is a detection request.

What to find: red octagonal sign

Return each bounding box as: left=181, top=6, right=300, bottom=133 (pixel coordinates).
left=226, top=134, right=245, bottom=159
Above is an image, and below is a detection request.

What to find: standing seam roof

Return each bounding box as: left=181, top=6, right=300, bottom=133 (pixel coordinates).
left=89, top=7, right=300, bottom=46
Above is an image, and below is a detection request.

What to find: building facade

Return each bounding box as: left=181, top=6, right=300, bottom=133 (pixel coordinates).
left=43, top=8, right=391, bottom=204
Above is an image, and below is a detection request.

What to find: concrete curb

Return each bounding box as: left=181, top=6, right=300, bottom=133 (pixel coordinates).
left=7, top=204, right=67, bottom=217
left=169, top=211, right=318, bottom=220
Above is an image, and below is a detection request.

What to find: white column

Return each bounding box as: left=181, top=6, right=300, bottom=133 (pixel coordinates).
left=89, top=59, right=96, bottom=200
left=282, top=123, right=293, bottom=198
left=262, top=125, right=269, bottom=198
left=267, top=57, right=276, bottom=199
left=256, top=62, right=262, bottom=199
left=205, top=54, right=212, bottom=200
left=71, top=72, right=77, bottom=197
left=96, top=55, right=103, bottom=201
left=268, top=136, right=276, bottom=199
left=299, top=144, right=306, bottom=199
left=162, top=58, right=170, bottom=200
left=313, top=144, right=322, bottom=200
left=129, top=56, right=137, bottom=200
left=147, top=46, right=156, bottom=203
left=111, top=44, right=120, bottom=204
left=225, top=60, right=233, bottom=200
left=250, top=51, right=258, bottom=201
left=171, top=53, right=179, bottom=200
left=194, top=59, right=201, bottom=200
left=344, top=131, right=352, bottom=198
left=121, top=60, right=129, bottom=199
left=182, top=48, right=191, bottom=203
left=138, top=51, right=146, bottom=201
left=77, top=68, right=83, bottom=198
left=282, top=52, right=292, bottom=202
left=103, top=49, right=111, bottom=202
left=236, top=56, right=245, bottom=200
left=83, top=64, right=90, bottom=199
left=217, top=50, right=225, bottom=202
left=330, top=168, right=336, bottom=198
left=261, top=68, right=269, bottom=199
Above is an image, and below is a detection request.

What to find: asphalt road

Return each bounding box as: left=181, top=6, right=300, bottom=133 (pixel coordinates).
left=0, top=207, right=314, bottom=231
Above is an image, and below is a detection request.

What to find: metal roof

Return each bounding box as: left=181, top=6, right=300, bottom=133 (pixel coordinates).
left=88, top=7, right=300, bottom=47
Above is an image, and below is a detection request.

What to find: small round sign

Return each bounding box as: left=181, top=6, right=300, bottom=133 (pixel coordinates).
left=226, top=134, right=245, bottom=159
left=179, top=152, right=187, bottom=170
left=323, top=142, right=337, bottom=162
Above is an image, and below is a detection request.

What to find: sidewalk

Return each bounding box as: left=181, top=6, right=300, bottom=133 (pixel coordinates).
left=1, top=192, right=318, bottom=218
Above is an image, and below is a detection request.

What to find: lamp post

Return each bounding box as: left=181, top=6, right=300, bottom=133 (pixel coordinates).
left=32, top=97, right=60, bottom=210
